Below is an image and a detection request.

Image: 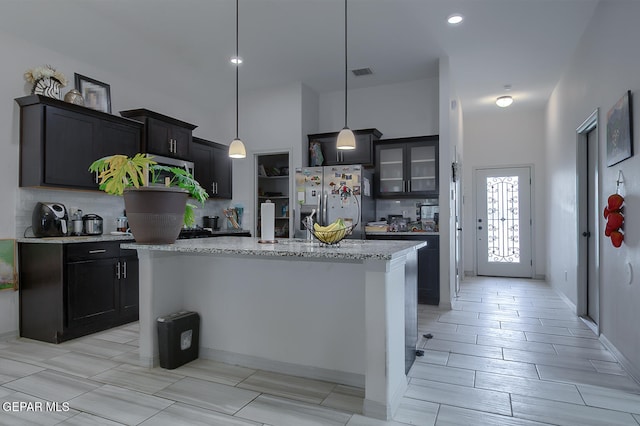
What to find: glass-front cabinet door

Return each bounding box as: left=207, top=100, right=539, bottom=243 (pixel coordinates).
left=409, top=143, right=437, bottom=193
left=375, top=135, right=439, bottom=198
left=378, top=146, right=404, bottom=194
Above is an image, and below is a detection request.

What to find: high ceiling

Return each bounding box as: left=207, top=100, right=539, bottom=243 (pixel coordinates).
left=1, top=0, right=598, bottom=113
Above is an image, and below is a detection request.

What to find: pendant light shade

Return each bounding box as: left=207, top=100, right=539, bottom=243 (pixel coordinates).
left=337, top=127, right=356, bottom=150
left=229, top=138, right=246, bottom=158
left=337, top=0, right=356, bottom=151
left=229, top=0, right=246, bottom=159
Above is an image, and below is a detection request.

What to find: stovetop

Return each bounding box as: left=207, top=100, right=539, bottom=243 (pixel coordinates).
left=178, top=228, right=214, bottom=239
left=177, top=227, right=252, bottom=239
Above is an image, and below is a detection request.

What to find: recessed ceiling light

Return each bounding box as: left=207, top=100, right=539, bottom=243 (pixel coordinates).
left=496, top=95, right=514, bottom=108
left=230, top=56, right=243, bottom=65
left=447, top=14, right=463, bottom=25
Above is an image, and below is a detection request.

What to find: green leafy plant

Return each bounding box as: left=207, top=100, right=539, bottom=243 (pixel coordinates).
left=89, top=154, right=208, bottom=227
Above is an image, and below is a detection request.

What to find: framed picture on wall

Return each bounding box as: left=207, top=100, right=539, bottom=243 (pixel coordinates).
left=74, top=73, right=112, bottom=113
left=606, top=90, right=633, bottom=167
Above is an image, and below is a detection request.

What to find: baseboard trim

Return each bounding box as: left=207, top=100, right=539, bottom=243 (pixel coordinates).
left=0, top=330, right=18, bottom=342
left=200, top=347, right=365, bottom=388
left=552, top=286, right=577, bottom=314
left=599, top=333, right=640, bottom=386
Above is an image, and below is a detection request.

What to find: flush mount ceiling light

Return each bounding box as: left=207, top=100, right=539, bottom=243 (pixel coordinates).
left=230, top=56, right=242, bottom=65
left=447, top=14, right=464, bottom=24
left=496, top=95, right=514, bottom=108
left=337, top=0, right=356, bottom=151
left=228, top=0, right=246, bottom=159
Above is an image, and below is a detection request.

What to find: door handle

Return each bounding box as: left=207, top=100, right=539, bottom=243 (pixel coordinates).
left=582, top=231, right=591, bottom=237
left=478, top=226, right=483, bottom=230
left=116, top=261, right=121, bottom=280
left=89, top=249, right=107, bottom=254
left=123, top=261, right=127, bottom=279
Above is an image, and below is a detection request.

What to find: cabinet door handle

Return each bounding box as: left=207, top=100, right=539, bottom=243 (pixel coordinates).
left=408, top=180, right=411, bottom=192
left=173, top=139, right=177, bottom=153
left=214, top=182, right=218, bottom=194
left=122, top=261, right=127, bottom=279
left=95, top=172, right=100, bottom=184
left=168, top=139, right=173, bottom=152
left=116, top=261, right=121, bottom=280
left=89, top=249, right=107, bottom=254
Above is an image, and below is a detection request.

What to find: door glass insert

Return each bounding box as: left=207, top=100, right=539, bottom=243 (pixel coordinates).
left=486, top=175, right=520, bottom=263
left=379, top=147, right=404, bottom=193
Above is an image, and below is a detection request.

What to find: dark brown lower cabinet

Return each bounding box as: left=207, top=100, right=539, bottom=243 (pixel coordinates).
left=19, top=241, right=138, bottom=343
left=366, top=234, right=440, bottom=305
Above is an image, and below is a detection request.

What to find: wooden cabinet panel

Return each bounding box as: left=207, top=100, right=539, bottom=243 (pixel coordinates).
left=67, top=258, right=118, bottom=327
left=44, top=106, right=98, bottom=189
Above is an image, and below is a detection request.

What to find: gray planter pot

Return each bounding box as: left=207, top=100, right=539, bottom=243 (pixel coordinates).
left=123, top=186, right=188, bottom=244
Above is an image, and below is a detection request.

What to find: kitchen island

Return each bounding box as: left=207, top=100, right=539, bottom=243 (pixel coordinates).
left=122, top=237, right=425, bottom=420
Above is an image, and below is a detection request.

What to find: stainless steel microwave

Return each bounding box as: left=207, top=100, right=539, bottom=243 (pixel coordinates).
left=147, top=154, right=195, bottom=182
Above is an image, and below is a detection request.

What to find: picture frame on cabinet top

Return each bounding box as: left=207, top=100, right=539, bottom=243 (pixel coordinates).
left=74, top=73, right=112, bottom=113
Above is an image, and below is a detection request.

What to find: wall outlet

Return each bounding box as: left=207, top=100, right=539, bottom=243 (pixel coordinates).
left=564, top=271, right=568, bottom=281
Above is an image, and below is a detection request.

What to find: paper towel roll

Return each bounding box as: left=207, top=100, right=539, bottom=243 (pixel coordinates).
left=261, top=201, right=275, bottom=241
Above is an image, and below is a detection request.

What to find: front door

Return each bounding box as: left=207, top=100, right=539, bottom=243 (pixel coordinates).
left=476, top=167, right=533, bottom=277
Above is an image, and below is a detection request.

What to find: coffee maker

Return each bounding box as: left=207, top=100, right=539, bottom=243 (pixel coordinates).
left=32, top=202, right=69, bottom=237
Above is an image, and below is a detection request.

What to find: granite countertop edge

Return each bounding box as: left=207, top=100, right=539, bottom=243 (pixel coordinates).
left=17, top=235, right=136, bottom=244
left=122, top=237, right=425, bottom=261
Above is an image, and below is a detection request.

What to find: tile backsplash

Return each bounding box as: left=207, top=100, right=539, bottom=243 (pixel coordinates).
left=17, top=188, right=237, bottom=238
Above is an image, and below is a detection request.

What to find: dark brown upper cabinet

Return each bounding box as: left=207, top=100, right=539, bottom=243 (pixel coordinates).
left=16, top=95, right=141, bottom=190
left=120, top=108, right=196, bottom=160
left=375, top=135, right=439, bottom=198
left=307, top=128, right=382, bottom=167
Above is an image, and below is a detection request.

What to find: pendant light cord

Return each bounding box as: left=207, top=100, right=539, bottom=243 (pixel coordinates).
left=344, top=0, right=348, bottom=128
left=235, top=0, right=240, bottom=139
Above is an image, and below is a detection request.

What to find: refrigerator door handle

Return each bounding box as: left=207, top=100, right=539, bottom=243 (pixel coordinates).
left=323, top=192, right=328, bottom=225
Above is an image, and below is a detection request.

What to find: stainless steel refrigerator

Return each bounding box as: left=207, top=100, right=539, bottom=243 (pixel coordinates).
left=294, top=165, right=374, bottom=239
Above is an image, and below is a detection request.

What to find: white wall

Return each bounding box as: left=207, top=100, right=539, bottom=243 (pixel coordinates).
left=318, top=78, right=439, bottom=138
left=545, top=0, right=640, bottom=377
left=231, top=83, right=306, bottom=234
left=462, top=108, right=547, bottom=279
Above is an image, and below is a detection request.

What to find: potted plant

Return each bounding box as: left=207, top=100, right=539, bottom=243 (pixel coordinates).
left=89, top=153, right=208, bottom=244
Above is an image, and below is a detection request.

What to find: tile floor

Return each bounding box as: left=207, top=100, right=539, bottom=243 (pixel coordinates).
left=0, top=276, right=639, bottom=425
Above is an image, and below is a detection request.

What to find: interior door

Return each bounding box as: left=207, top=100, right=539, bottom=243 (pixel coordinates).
left=476, top=167, right=533, bottom=277
left=586, top=129, right=599, bottom=324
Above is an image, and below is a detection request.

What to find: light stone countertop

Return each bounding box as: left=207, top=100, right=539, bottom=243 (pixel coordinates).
left=17, top=234, right=135, bottom=244
left=122, top=237, right=426, bottom=261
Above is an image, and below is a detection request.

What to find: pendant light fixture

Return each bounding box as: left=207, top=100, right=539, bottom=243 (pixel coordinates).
left=228, top=0, right=246, bottom=159
left=336, top=0, right=356, bottom=150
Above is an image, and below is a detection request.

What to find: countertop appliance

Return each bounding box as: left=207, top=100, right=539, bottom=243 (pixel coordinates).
left=32, top=202, right=68, bottom=237
left=294, top=165, right=374, bottom=239
left=82, top=214, right=103, bottom=235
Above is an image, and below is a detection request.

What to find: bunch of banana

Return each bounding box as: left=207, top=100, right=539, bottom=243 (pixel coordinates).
left=313, top=218, right=347, bottom=244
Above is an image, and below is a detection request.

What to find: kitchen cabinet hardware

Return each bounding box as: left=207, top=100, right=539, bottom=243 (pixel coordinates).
left=375, top=135, right=439, bottom=198
left=89, top=249, right=107, bottom=254
left=307, top=128, right=381, bottom=167
left=116, top=261, right=121, bottom=279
